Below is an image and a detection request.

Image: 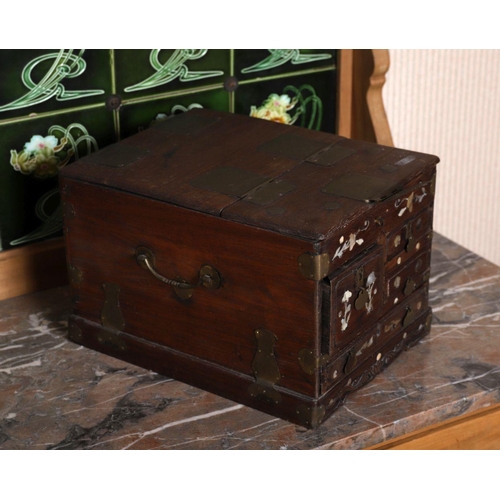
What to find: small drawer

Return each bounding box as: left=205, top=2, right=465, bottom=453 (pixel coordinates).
left=327, top=246, right=384, bottom=350
left=386, top=209, right=433, bottom=262
left=324, top=216, right=382, bottom=271
left=380, top=286, right=428, bottom=344
left=393, top=183, right=433, bottom=222
left=321, top=307, right=432, bottom=398
left=321, top=325, right=381, bottom=392
left=386, top=231, right=432, bottom=274
left=383, top=246, right=431, bottom=314
left=320, top=296, right=430, bottom=395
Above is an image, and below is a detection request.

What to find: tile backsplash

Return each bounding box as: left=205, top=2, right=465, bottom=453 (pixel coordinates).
left=0, top=49, right=337, bottom=251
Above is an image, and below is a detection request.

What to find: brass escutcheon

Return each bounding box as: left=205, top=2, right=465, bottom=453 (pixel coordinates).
left=403, top=278, right=417, bottom=296
left=402, top=307, right=416, bottom=328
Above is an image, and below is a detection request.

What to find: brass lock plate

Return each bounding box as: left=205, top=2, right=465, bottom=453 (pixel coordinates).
left=355, top=289, right=369, bottom=310
left=403, top=278, right=417, bottom=296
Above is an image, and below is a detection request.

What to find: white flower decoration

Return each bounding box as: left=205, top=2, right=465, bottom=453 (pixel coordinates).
left=276, top=94, right=291, bottom=107
left=24, top=135, right=58, bottom=153
left=268, top=94, right=291, bottom=108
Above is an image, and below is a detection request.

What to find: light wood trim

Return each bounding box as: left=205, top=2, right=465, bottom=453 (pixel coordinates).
left=342, top=49, right=394, bottom=146
left=337, top=49, right=353, bottom=137
left=0, top=238, right=68, bottom=301
left=369, top=402, right=500, bottom=450
left=366, top=49, right=394, bottom=147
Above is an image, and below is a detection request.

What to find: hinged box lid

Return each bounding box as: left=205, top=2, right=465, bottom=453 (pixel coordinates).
left=60, top=109, right=439, bottom=242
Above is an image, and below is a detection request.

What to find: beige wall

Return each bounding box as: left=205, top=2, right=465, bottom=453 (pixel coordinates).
left=383, top=49, right=500, bottom=266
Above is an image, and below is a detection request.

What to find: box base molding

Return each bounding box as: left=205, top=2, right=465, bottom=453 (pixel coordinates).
left=68, top=310, right=431, bottom=429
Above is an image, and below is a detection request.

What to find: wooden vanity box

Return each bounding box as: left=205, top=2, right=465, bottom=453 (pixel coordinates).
left=60, top=109, right=439, bottom=428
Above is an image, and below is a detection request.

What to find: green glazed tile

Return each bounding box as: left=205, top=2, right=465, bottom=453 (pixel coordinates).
left=0, top=107, right=115, bottom=250
left=235, top=70, right=337, bottom=133
left=118, top=89, right=230, bottom=139
left=0, top=49, right=111, bottom=121
left=115, top=50, right=229, bottom=99
left=235, top=49, right=336, bottom=80
left=0, top=49, right=339, bottom=252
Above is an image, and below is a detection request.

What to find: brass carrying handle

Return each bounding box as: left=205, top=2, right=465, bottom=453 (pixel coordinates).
left=135, top=246, right=221, bottom=300
left=137, top=253, right=193, bottom=289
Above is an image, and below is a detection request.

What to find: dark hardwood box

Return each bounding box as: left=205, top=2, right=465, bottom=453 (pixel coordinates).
left=60, top=109, right=439, bottom=428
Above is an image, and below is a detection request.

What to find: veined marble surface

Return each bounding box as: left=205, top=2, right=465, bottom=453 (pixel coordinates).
left=1, top=233, right=500, bottom=450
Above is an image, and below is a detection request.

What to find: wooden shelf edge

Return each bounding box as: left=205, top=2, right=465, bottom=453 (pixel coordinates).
left=337, top=49, right=353, bottom=137
left=368, top=401, right=500, bottom=450
left=366, top=49, right=394, bottom=147
left=0, top=237, right=68, bottom=301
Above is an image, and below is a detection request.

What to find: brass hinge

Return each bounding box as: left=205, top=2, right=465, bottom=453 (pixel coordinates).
left=298, top=253, right=330, bottom=281
left=298, top=348, right=329, bottom=375
left=248, top=328, right=282, bottom=405
left=96, top=330, right=127, bottom=352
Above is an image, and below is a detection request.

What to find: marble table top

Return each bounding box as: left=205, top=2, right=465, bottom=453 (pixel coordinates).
left=1, top=233, right=500, bottom=450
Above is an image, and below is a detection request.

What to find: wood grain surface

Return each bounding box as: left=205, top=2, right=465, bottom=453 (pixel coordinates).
left=61, top=178, right=319, bottom=397
left=60, top=109, right=438, bottom=428
left=0, top=238, right=67, bottom=301
left=369, top=401, right=500, bottom=450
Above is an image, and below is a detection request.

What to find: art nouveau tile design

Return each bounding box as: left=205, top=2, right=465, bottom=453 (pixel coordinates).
left=0, top=50, right=109, bottom=119
left=0, top=49, right=337, bottom=251
left=1, top=233, right=499, bottom=449
left=235, top=49, right=335, bottom=78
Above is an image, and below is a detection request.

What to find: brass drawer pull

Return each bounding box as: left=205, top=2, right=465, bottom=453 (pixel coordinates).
left=135, top=246, right=221, bottom=300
